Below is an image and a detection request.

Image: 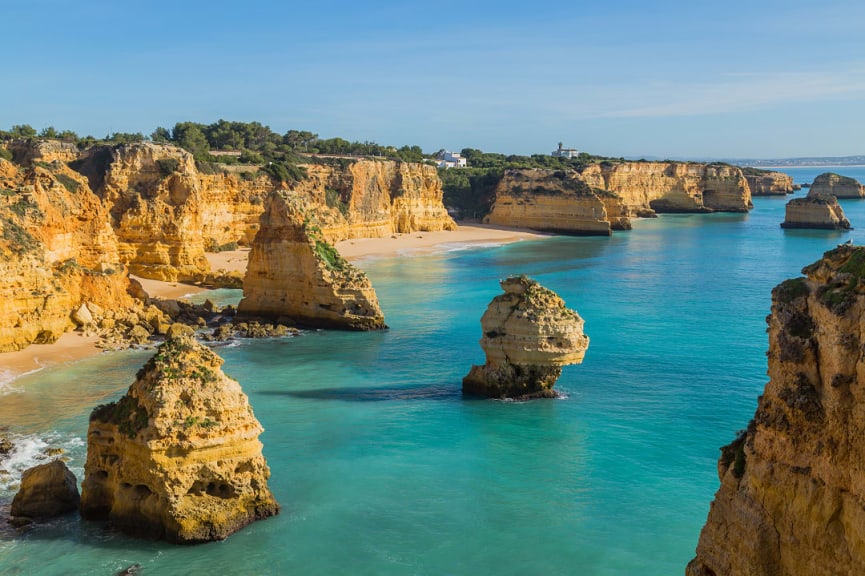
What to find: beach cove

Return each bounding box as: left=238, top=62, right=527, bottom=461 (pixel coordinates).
left=3, top=167, right=865, bottom=574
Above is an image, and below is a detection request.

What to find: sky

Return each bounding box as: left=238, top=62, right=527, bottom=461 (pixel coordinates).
left=3, top=0, right=864, bottom=159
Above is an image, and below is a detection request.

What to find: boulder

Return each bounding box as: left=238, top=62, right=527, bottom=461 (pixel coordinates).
left=10, top=460, right=80, bottom=522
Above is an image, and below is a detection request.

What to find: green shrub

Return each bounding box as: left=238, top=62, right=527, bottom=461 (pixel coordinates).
left=55, top=173, right=80, bottom=194
left=157, top=158, right=180, bottom=177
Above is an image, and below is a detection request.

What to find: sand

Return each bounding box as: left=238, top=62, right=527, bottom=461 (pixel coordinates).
left=1, top=224, right=547, bottom=383
left=0, top=332, right=103, bottom=386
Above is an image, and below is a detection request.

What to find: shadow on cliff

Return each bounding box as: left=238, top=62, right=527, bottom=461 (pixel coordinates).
left=257, top=383, right=461, bottom=403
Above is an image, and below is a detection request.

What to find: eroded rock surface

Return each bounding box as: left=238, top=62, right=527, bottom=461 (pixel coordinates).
left=744, top=170, right=795, bottom=196
left=688, top=245, right=865, bottom=576
left=463, top=276, right=588, bottom=398
left=781, top=193, right=851, bottom=230
left=809, top=172, right=865, bottom=199
left=10, top=460, right=80, bottom=525
left=238, top=190, right=386, bottom=330
left=79, top=325, right=279, bottom=543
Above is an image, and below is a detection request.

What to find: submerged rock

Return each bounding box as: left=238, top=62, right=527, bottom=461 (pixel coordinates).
left=781, top=193, right=851, bottom=230
left=79, top=324, right=279, bottom=543
left=238, top=190, right=386, bottom=330
left=10, top=460, right=80, bottom=524
left=687, top=245, right=865, bottom=575
left=462, top=276, right=589, bottom=399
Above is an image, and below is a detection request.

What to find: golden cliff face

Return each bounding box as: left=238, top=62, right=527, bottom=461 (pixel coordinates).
left=782, top=193, right=851, bottom=230
left=0, top=159, right=130, bottom=351
left=809, top=172, right=865, bottom=199
left=93, top=143, right=210, bottom=282
left=688, top=246, right=865, bottom=576
left=80, top=325, right=279, bottom=543
left=580, top=161, right=752, bottom=214
left=745, top=171, right=794, bottom=196
left=463, top=276, right=589, bottom=399
left=483, top=169, right=621, bottom=235
left=296, top=160, right=457, bottom=242
left=237, top=191, right=386, bottom=330
left=198, top=171, right=273, bottom=248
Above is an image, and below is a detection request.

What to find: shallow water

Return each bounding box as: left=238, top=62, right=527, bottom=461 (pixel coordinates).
left=2, top=167, right=865, bottom=575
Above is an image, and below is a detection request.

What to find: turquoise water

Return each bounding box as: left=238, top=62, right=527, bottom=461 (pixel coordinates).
left=3, top=167, right=865, bottom=575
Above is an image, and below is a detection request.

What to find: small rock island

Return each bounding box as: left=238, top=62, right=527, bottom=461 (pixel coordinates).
left=781, top=192, right=851, bottom=230
left=809, top=172, right=865, bottom=198
left=79, top=324, right=279, bottom=543
left=463, top=276, right=589, bottom=399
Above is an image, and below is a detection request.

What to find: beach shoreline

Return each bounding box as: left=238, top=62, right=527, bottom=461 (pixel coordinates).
left=0, top=224, right=547, bottom=383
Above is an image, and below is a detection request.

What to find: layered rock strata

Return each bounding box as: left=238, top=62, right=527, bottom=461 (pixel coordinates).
left=238, top=191, right=386, bottom=330
left=463, top=276, right=589, bottom=399
left=744, top=170, right=795, bottom=196
left=10, top=460, right=80, bottom=525
left=79, top=325, right=279, bottom=543
left=579, top=161, right=752, bottom=214
left=483, top=169, right=627, bottom=235
left=687, top=245, right=865, bottom=575
left=809, top=172, right=865, bottom=199
left=0, top=158, right=132, bottom=351
left=781, top=193, right=851, bottom=230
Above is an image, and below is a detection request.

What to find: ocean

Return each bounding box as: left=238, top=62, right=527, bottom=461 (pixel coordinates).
left=2, top=167, right=865, bottom=575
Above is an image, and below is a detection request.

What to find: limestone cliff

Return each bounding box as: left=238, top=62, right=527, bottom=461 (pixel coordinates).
left=687, top=245, right=865, bottom=576
left=781, top=193, right=851, bottom=230
left=483, top=169, right=627, bottom=235
left=463, top=276, right=589, bottom=399
left=80, top=325, right=279, bottom=543
left=237, top=190, right=386, bottom=330
left=84, top=143, right=210, bottom=282
left=580, top=161, right=752, bottom=214
left=809, top=172, right=865, bottom=199
left=744, top=170, right=795, bottom=196
left=8, top=139, right=81, bottom=165
left=0, top=158, right=132, bottom=351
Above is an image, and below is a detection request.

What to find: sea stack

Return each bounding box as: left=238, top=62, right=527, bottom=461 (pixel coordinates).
left=237, top=190, right=386, bottom=330
left=10, top=460, right=80, bottom=526
left=809, top=172, right=865, bottom=198
left=79, top=324, right=279, bottom=543
left=687, top=245, right=865, bottom=575
left=463, top=276, right=589, bottom=399
left=781, top=192, right=851, bottom=230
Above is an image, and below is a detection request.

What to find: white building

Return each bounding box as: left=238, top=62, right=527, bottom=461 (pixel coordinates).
left=436, top=150, right=467, bottom=169
left=552, top=142, right=579, bottom=159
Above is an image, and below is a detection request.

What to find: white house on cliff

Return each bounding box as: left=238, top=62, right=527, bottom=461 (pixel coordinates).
left=436, top=150, right=467, bottom=169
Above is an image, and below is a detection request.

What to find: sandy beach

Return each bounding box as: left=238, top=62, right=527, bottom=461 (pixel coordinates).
left=0, top=224, right=546, bottom=382
left=0, top=332, right=103, bottom=389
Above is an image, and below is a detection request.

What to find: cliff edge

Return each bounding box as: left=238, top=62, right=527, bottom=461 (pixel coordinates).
left=687, top=245, right=865, bottom=575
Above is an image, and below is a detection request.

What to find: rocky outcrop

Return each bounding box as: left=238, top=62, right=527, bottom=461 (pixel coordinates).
left=10, top=460, right=80, bottom=525
left=238, top=191, right=386, bottom=330
left=687, top=245, right=865, bottom=576
left=809, top=172, right=865, bottom=199
left=0, top=158, right=133, bottom=351
left=463, top=276, right=589, bottom=399
left=8, top=139, right=81, bottom=165
left=79, top=325, right=279, bottom=543
left=781, top=193, right=851, bottom=230
left=483, top=169, right=628, bottom=235
left=580, top=161, right=752, bottom=214
left=744, top=170, right=795, bottom=196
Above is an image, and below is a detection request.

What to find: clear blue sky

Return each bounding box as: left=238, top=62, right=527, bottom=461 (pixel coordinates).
left=3, top=0, right=864, bottom=158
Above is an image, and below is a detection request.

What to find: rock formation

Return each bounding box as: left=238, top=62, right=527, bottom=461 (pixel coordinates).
left=781, top=193, right=851, bottom=230
left=79, top=324, right=279, bottom=543
left=463, top=276, right=589, bottom=398
left=687, top=245, right=865, bottom=576
left=9, top=460, right=80, bottom=525
left=237, top=190, right=386, bottom=330
left=744, top=170, right=795, bottom=196
left=809, top=172, right=865, bottom=199
left=0, top=157, right=133, bottom=351
left=484, top=162, right=751, bottom=234
left=579, top=161, right=752, bottom=215
left=484, top=169, right=628, bottom=235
